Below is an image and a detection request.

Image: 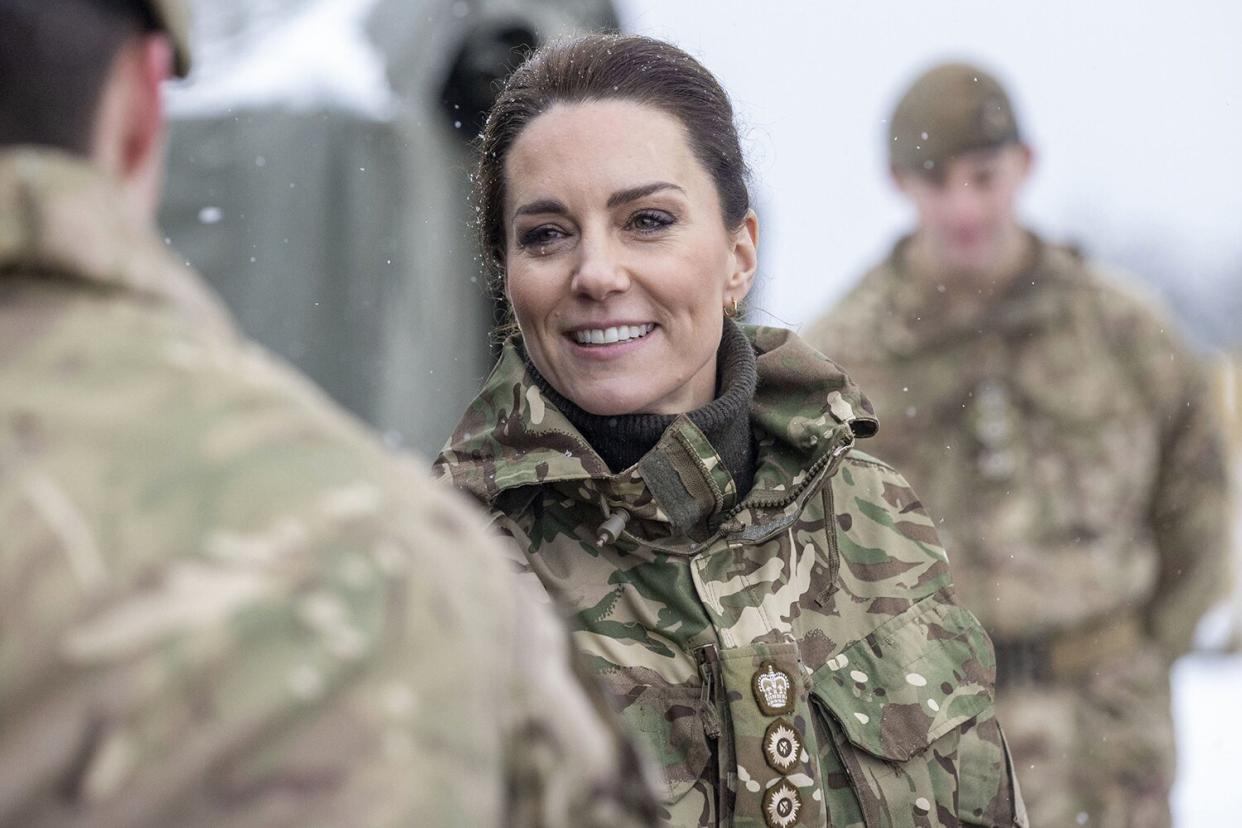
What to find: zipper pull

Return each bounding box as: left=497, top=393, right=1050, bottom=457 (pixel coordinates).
left=694, top=644, right=723, bottom=738
left=595, top=507, right=630, bottom=547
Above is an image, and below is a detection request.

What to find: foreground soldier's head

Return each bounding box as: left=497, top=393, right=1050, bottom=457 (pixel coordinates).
left=0, top=0, right=190, bottom=220
left=887, top=62, right=1034, bottom=280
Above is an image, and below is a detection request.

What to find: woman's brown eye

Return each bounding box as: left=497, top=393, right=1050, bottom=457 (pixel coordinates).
left=519, top=226, right=566, bottom=250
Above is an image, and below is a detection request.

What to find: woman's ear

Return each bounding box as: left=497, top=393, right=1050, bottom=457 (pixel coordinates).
left=727, top=208, right=759, bottom=300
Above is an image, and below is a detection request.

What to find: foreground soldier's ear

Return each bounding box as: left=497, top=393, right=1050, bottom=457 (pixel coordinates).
left=91, top=33, right=174, bottom=221
left=122, top=36, right=173, bottom=176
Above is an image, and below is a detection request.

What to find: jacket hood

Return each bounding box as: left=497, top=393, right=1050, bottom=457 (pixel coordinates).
left=435, top=325, right=878, bottom=536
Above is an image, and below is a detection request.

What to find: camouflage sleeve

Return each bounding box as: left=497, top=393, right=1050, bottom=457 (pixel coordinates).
left=477, top=501, right=660, bottom=825
left=1145, top=354, right=1231, bottom=655
left=1095, top=281, right=1231, bottom=656
left=500, top=570, right=662, bottom=828
left=1, top=477, right=505, bottom=826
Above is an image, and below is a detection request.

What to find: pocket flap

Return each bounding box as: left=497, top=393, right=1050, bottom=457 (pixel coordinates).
left=810, top=594, right=996, bottom=761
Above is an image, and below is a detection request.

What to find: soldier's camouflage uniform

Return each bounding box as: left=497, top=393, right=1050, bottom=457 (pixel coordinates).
left=436, top=325, right=1027, bottom=828
left=803, top=234, right=1230, bottom=828
left=0, top=148, right=658, bottom=828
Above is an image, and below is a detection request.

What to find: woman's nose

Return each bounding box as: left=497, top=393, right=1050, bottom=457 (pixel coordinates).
left=569, top=233, right=630, bottom=301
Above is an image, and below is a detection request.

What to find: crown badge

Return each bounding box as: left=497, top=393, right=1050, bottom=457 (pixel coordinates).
left=752, top=662, right=795, bottom=716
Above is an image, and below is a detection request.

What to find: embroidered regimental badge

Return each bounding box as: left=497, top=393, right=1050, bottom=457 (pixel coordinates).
left=762, top=778, right=803, bottom=828
left=763, top=718, right=803, bottom=774
left=752, top=662, right=795, bottom=716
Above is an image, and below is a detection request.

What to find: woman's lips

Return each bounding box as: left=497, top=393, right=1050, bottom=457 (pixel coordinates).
left=564, top=323, right=658, bottom=358
left=568, top=323, right=655, bottom=346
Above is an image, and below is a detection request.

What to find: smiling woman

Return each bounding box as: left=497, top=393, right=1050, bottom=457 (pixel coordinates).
left=435, top=33, right=1026, bottom=828
left=504, top=98, right=756, bottom=417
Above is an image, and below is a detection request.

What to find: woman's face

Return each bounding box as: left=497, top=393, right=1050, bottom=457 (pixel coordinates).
left=503, top=99, right=757, bottom=417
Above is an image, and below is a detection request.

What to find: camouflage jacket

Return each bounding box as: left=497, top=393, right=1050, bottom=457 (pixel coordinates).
left=803, top=235, right=1229, bottom=651
left=0, top=149, right=657, bottom=827
left=436, top=327, right=1026, bottom=828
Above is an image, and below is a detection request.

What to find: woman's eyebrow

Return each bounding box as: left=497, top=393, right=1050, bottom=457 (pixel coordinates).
left=512, top=199, right=567, bottom=220
left=607, top=181, right=684, bottom=208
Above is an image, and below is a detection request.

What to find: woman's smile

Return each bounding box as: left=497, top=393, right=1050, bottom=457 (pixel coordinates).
left=568, top=322, right=655, bottom=347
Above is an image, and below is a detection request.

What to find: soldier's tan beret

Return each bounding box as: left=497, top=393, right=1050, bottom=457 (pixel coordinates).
left=141, top=0, right=192, bottom=77
left=889, top=62, right=1022, bottom=174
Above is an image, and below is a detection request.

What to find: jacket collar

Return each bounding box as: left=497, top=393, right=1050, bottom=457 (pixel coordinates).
left=435, top=325, right=878, bottom=546
left=0, top=148, right=233, bottom=335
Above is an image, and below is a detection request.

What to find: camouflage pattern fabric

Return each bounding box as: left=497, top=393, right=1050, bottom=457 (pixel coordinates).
left=436, top=325, right=1027, bottom=827
left=0, top=149, right=659, bottom=828
left=803, top=234, right=1230, bottom=828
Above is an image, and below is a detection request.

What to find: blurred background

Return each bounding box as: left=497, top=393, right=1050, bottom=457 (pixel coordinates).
left=159, top=1, right=1241, bottom=824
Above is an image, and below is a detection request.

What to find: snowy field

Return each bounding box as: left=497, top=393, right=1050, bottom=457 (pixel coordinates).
left=1172, top=653, right=1242, bottom=826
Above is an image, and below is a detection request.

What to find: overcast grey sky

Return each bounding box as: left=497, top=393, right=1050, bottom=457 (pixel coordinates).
left=618, top=0, right=1242, bottom=330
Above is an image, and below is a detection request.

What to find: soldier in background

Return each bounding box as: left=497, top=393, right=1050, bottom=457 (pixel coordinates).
left=0, top=1, right=656, bottom=825
left=804, top=63, right=1229, bottom=827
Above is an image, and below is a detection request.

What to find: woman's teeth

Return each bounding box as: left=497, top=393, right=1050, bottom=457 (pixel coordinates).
left=573, top=323, right=654, bottom=345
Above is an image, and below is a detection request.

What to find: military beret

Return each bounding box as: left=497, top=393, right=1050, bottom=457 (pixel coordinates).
left=889, top=62, right=1021, bottom=173
left=141, top=0, right=192, bottom=77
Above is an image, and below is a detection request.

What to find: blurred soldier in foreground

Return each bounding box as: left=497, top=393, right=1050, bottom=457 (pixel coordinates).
left=0, top=1, right=656, bottom=825
left=805, top=63, right=1229, bottom=827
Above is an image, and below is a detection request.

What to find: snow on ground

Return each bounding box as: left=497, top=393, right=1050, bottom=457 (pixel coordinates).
left=166, top=0, right=394, bottom=118
left=1171, top=652, right=1242, bottom=827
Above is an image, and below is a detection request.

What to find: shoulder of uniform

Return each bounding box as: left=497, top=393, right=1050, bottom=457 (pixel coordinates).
left=829, top=450, right=955, bottom=599
left=802, top=262, right=892, bottom=354
left=1040, top=242, right=1167, bottom=317
left=1037, top=243, right=1191, bottom=343
left=44, top=297, right=492, bottom=555
left=1083, top=261, right=1197, bottom=357
left=834, top=450, right=932, bottom=519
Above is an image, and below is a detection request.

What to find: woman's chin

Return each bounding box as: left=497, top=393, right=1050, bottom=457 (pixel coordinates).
left=565, top=382, right=671, bottom=417
left=572, top=394, right=652, bottom=418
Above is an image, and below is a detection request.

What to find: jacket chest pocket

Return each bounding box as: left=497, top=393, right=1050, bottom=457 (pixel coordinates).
left=808, top=596, right=1025, bottom=828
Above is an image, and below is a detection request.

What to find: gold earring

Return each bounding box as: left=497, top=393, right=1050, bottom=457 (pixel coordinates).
left=724, top=297, right=739, bottom=318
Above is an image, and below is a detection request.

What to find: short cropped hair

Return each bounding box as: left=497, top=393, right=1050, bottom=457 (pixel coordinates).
left=0, top=0, right=153, bottom=154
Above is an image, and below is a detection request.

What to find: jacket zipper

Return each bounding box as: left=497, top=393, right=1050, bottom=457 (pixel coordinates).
left=604, top=432, right=857, bottom=554
left=726, top=433, right=854, bottom=518
left=695, top=644, right=732, bottom=825
left=716, top=434, right=855, bottom=533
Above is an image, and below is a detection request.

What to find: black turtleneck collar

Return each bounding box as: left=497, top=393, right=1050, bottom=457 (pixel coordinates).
left=525, top=319, right=758, bottom=499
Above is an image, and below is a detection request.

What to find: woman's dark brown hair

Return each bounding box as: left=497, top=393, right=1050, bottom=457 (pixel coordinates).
left=475, top=33, right=751, bottom=284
